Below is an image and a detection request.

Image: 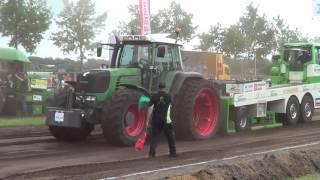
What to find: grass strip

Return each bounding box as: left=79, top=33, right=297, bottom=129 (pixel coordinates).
left=0, top=117, right=45, bottom=127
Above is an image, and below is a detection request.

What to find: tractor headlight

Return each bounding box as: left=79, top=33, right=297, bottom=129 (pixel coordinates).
left=76, top=95, right=96, bottom=102
left=85, top=96, right=96, bottom=101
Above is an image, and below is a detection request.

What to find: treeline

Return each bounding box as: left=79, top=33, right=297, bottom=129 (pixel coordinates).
left=28, top=56, right=108, bottom=72
left=0, top=0, right=316, bottom=75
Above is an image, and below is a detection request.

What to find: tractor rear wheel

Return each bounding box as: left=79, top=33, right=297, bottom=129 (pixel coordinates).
left=101, top=89, right=145, bottom=146
left=48, top=87, right=94, bottom=141
left=173, top=79, right=220, bottom=140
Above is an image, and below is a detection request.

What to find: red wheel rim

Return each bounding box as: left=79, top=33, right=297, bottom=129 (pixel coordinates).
left=124, top=104, right=145, bottom=137
left=193, top=89, right=219, bottom=137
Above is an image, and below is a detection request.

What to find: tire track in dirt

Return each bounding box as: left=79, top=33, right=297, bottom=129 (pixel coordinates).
left=3, top=121, right=320, bottom=180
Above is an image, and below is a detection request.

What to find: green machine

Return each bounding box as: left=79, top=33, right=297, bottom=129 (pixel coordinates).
left=0, top=48, right=54, bottom=116
left=46, top=34, right=221, bottom=146
left=0, top=48, right=30, bottom=115
left=218, top=42, right=320, bottom=134
left=271, top=42, right=320, bottom=84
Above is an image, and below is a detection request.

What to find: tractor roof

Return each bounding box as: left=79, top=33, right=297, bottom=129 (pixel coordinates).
left=121, top=34, right=182, bottom=46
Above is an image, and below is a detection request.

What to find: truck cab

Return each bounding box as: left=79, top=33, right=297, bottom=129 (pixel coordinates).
left=271, top=42, right=320, bottom=84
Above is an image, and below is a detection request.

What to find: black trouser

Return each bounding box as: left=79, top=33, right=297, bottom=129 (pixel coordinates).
left=149, top=122, right=176, bottom=156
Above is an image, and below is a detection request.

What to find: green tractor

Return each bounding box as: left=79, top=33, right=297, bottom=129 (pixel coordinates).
left=46, top=34, right=220, bottom=145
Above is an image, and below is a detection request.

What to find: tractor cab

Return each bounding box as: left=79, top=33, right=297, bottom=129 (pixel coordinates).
left=97, top=34, right=183, bottom=92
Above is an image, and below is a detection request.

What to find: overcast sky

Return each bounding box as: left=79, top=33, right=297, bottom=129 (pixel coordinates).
left=1, top=0, right=320, bottom=59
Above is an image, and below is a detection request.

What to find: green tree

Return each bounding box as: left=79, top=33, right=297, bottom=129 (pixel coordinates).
left=222, top=25, right=246, bottom=58
left=51, top=0, right=107, bottom=71
left=151, top=2, right=197, bottom=41
left=239, top=3, right=275, bottom=60
left=117, top=4, right=140, bottom=35
left=272, top=15, right=306, bottom=52
left=118, top=2, right=196, bottom=41
left=0, top=0, right=51, bottom=53
left=198, top=23, right=224, bottom=52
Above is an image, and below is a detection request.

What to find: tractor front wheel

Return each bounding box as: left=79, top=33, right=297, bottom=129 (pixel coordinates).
left=101, top=89, right=145, bottom=146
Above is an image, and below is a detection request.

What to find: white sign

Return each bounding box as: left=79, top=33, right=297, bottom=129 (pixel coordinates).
left=307, top=64, right=320, bottom=77
left=139, top=0, right=151, bottom=35
left=54, top=112, right=64, bottom=122
left=32, top=95, right=42, bottom=102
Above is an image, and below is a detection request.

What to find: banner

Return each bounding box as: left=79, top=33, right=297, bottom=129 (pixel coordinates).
left=139, top=0, right=151, bottom=35
left=313, top=0, right=320, bottom=17
left=30, top=79, right=48, bottom=90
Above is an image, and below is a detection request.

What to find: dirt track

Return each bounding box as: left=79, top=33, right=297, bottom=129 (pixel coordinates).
left=2, top=120, right=320, bottom=180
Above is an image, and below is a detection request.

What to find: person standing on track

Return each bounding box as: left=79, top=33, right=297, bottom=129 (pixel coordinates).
left=147, top=82, right=177, bottom=158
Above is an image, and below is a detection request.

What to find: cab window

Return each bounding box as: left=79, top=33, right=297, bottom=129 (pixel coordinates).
left=119, top=44, right=151, bottom=68
left=155, top=45, right=174, bottom=71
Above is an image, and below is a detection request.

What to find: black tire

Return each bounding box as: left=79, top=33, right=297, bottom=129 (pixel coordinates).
left=235, top=107, right=250, bottom=132
left=172, top=79, right=220, bottom=140
left=48, top=87, right=94, bottom=141
left=101, top=89, right=146, bottom=146
left=300, top=95, right=314, bottom=123
left=283, top=96, right=300, bottom=125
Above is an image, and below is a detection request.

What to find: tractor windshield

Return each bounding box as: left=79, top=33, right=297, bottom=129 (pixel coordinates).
left=119, top=44, right=151, bottom=68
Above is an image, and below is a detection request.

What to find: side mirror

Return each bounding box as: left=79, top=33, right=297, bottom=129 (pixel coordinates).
left=272, top=55, right=280, bottom=62
left=97, top=46, right=102, bottom=57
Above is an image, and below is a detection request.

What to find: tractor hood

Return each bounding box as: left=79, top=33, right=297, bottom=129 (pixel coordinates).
left=75, top=68, right=141, bottom=97
left=107, top=68, right=142, bottom=87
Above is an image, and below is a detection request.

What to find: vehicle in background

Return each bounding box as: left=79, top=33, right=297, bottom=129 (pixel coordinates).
left=0, top=48, right=30, bottom=115
left=181, top=50, right=231, bottom=80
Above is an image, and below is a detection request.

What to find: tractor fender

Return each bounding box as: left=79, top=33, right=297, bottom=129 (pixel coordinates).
left=169, top=72, right=204, bottom=96
left=119, top=83, right=151, bottom=97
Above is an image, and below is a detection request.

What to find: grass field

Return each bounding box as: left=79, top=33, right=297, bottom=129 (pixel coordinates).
left=288, top=173, right=320, bottom=180
left=0, top=116, right=45, bottom=127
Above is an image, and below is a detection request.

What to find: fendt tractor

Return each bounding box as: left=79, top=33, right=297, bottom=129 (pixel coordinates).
left=46, top=33, right=220, bottom=145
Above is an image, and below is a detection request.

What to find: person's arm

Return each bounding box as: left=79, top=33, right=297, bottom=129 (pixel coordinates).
left=145, top=96, right=156, bottom=128
left=146, top=105, right=154, bottom=128
left=15, top=74, right=24, bottom=81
